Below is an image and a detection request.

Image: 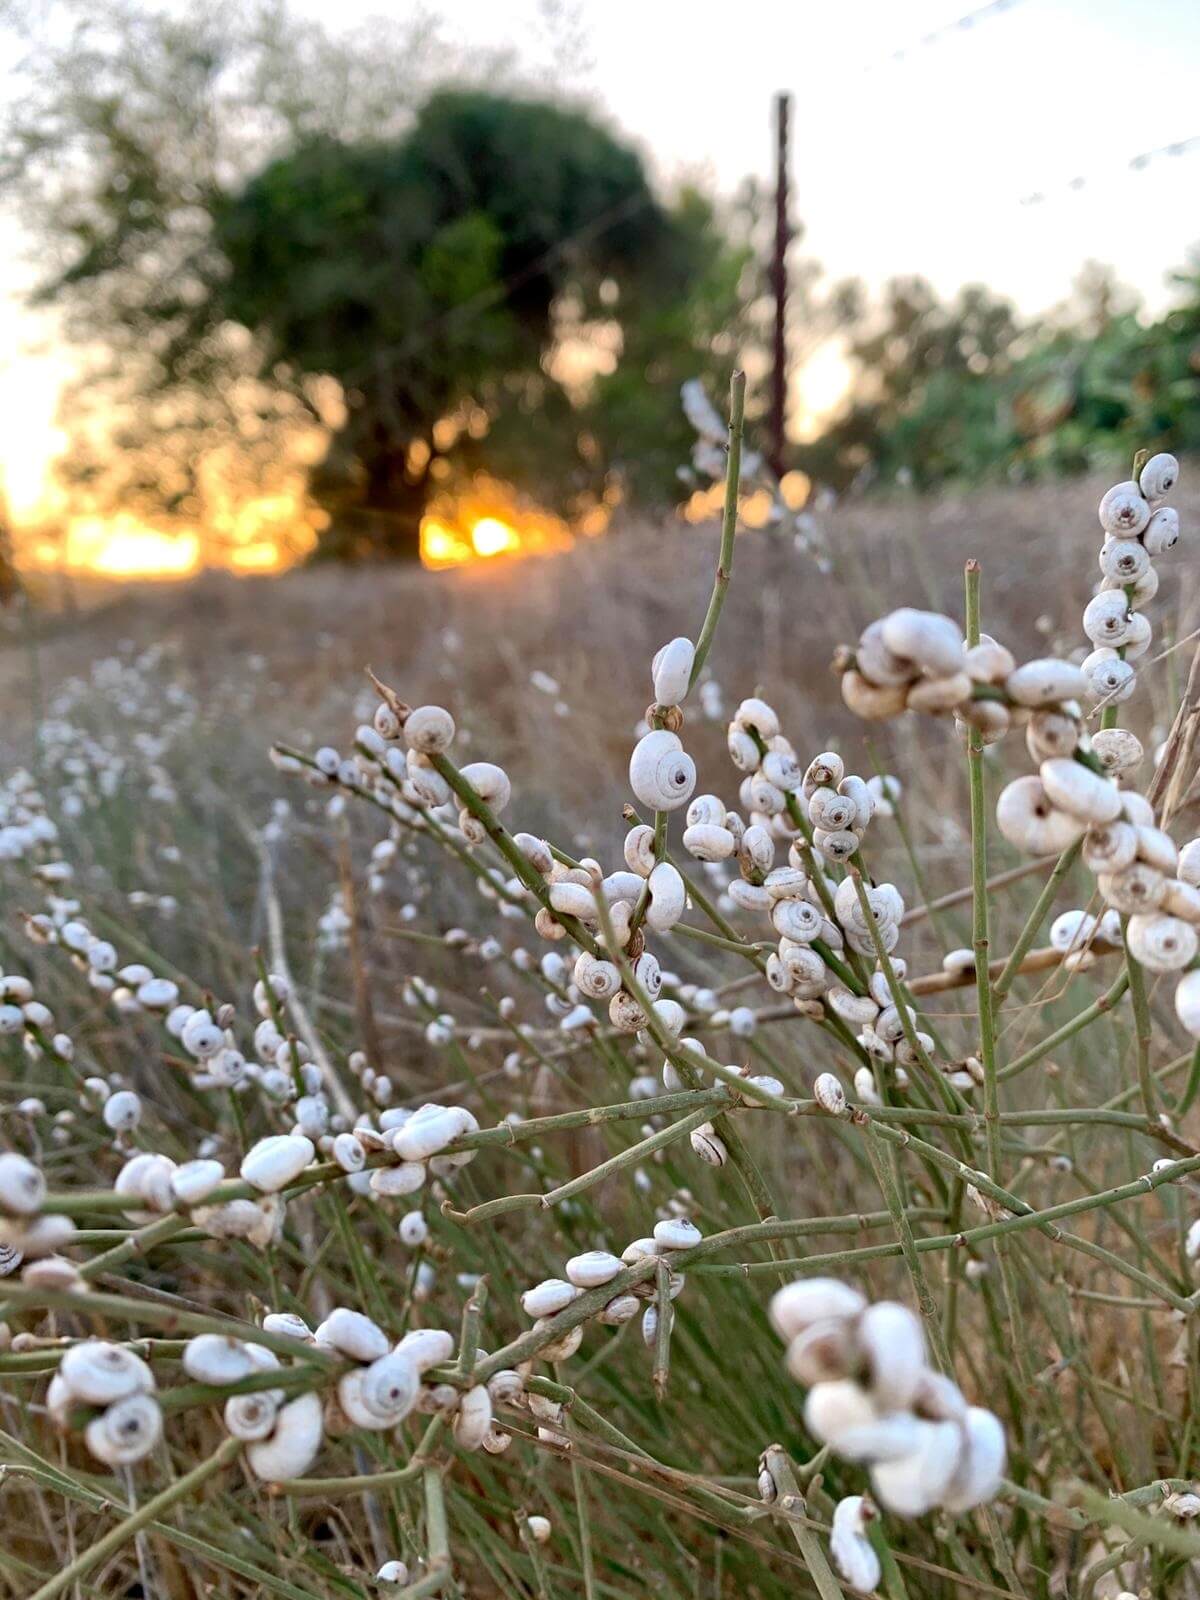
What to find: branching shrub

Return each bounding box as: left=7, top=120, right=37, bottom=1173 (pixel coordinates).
left=1, top=376, right=1199, bottom=1598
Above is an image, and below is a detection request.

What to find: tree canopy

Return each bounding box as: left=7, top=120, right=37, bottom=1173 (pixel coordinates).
left=214, top=90, right=710, bottom=558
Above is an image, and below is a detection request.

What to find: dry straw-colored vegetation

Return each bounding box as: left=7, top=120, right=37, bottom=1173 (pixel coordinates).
left=2, top=387, right=1200, bottom=1599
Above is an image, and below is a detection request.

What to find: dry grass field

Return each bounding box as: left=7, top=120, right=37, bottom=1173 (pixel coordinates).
left=2, top=468, right=1200, bottom=1599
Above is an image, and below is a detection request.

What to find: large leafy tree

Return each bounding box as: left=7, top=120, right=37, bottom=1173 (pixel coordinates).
left=214, top=90, right=696, bottom=559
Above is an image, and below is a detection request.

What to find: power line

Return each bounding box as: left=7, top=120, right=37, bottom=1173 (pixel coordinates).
left=863, top=0, right=1025, bottom=72
left=1018, top=134, right=1200, bottom=207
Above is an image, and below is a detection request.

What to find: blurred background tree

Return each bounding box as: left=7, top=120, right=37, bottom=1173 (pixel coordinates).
left=215, top=91, right=736, bottom=559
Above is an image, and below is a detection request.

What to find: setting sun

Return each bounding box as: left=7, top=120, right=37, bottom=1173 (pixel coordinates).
left=470, top=517, right=519, bottom=558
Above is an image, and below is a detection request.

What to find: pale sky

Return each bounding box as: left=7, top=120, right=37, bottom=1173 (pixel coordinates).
left=3, top=0, right=1199, bottom=521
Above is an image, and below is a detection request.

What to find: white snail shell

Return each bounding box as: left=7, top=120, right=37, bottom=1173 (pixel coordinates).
left=245, top=1390, right=324, bottom=1483
left=393, top=1104, right=476, bottom=1162
left=522, top=1278, right=582, bottom=1318
left=1139, top=452, right=1179, bottom=502
left=869, top=1418, right=964, bottom=1517
left=629, top=730, right=696, bottom=812
left=0, top=1153, right=45, bottom=1217
left=1176, top=969, right=1200, bottom=1036
left=1082, top=649, right=1136, bottom=705
left=183, top=1334, right=258, bottom=1386
left=1082, top=590, right=1133, bottom=649
left=1136, top=824, right=1178, bottom=874
left=726, top=726, right=761, bottom=771
left=1098, top=480, right=1150, bottom=536
left=314, top=1308, right=389, bottom=1363
left=240, top=1134, right=315, bottom=1195
left=60, top=1341, right=154, bottom=1405
left=371, top=1162, right=426, bottom=1198
left=225, top=1390, right=282, bottom=1441
left=651, top=637, right=695, bottom=706
left=645, top=862, right=686, bottom=932
left=690, top=1123, right=728, bottom=1165
left=532, top=1316, right=584, bottom=1362
left=995, top=776, right=1085, bottom=855
left=1005, top=659, right=1088, bottom=708
left=841, top=671, right=908, bottom=720
left=403, top=705, right=456, bottom=754
left=609, top=990, right=646, bottom=1032
left=683, top=822, right=734, bottom=861
left=1099, top=537, right=1150, bottom=584
left=880, top=608, right=965, bottom=678
left=573, top=951, right=621, bottom=1000
left=1143, top=505, right=1180, bottom=556
left=263, top=1312, right=313, bottom=1344
left=906, top=673, right=971, bottom=714
left=565, top=1250, right=623, bottom=1288
left=770, top=1278, right=866, bottom=1341
left=1098, top=862, right=1166, bottom=915
left=394, top=1327, right=455, bottom=1372
left=1125, top=912, right=1198, bottom=973
left=405, top=751, right=452, bottom=807
left=170, top=1158, right=225, bottom=1207
left=1089, top=728, right=1143, bottom=774
left=1038, top=759, right=1121, bottom=825
left=859, top=1301, right=926, bottom=1410
left=84, top=1392, right=163, bottom=1466
left=941, top=1406, right=1007, bottom=1513
left=813, top=1073, right=846, bottom=1115
left=623, top=824, right=657, bottom=877
left=460, top=762, right=511, bottom=813
left=727, top=879, right=771, bottom=913
left=734, top=697, right=780, bottom=740
left=830, top=1496, right=882, bottom=1592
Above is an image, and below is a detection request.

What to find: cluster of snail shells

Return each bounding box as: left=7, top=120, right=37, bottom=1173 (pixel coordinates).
left=369, top=696, right=514, bottom=845
left=770, top=1279, right=1005, bottom=1519
left=520, top=1216, right=700, bottom=1373
left=627, top=636, right=700, bottom=814
left=347, top=1100, right=479, bottom=1200
left=724, top=697, right=811, bottom=845
left=0, top=1151, right=78, bottom=1269
left=48, top=1340, right=163, bottom=1466
left=842, top=608, right=973, bottom=723
left=1083, top=454, right=1181, bottom=705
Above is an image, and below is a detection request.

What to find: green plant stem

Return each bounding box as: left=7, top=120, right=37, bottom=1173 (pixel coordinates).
left=992, top=840, right=1083, bottom=1004
left=25, top=1435, right=242, bottom=1600
left=760, top=1446, right=846, bottom=1600
left=688, top=370, right=746, bottom=689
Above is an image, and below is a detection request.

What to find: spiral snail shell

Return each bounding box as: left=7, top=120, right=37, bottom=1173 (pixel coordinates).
left=1098, top=480, right=1150, bottom=537
left=573, top=951, right=621, bottom=1000
left=623, top=824, right=657, bottom=877
left=628, top=730, right=696, bottom=813
left=1142, top=505, right=1180, bottom=557
left=225, top=1390, right=282, bottom=1441
left=84, top=1392, right=163, bottom=1466
left=1139, top=452, right=1179, bottom=502
left=460, top=762, right=511, bottom=813
left=60, top=1341, right=155, bottom=1406
left=1125, top=912, right=1198, bottom=973
left=996, top=776, right=1085, bottom=855
left=403, top=705, right=456, bottom=754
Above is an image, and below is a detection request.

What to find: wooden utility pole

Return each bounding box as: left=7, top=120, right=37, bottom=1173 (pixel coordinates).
left=769, top=92, right=791, bottom=481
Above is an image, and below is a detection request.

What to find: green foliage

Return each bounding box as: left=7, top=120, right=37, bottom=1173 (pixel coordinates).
left=214, top=90, right=719, bottom=558
left=807, top=264, right=1200, bottom=490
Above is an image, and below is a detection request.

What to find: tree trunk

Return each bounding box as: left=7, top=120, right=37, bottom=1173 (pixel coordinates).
left=313, top=423, right=431, bottom=563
